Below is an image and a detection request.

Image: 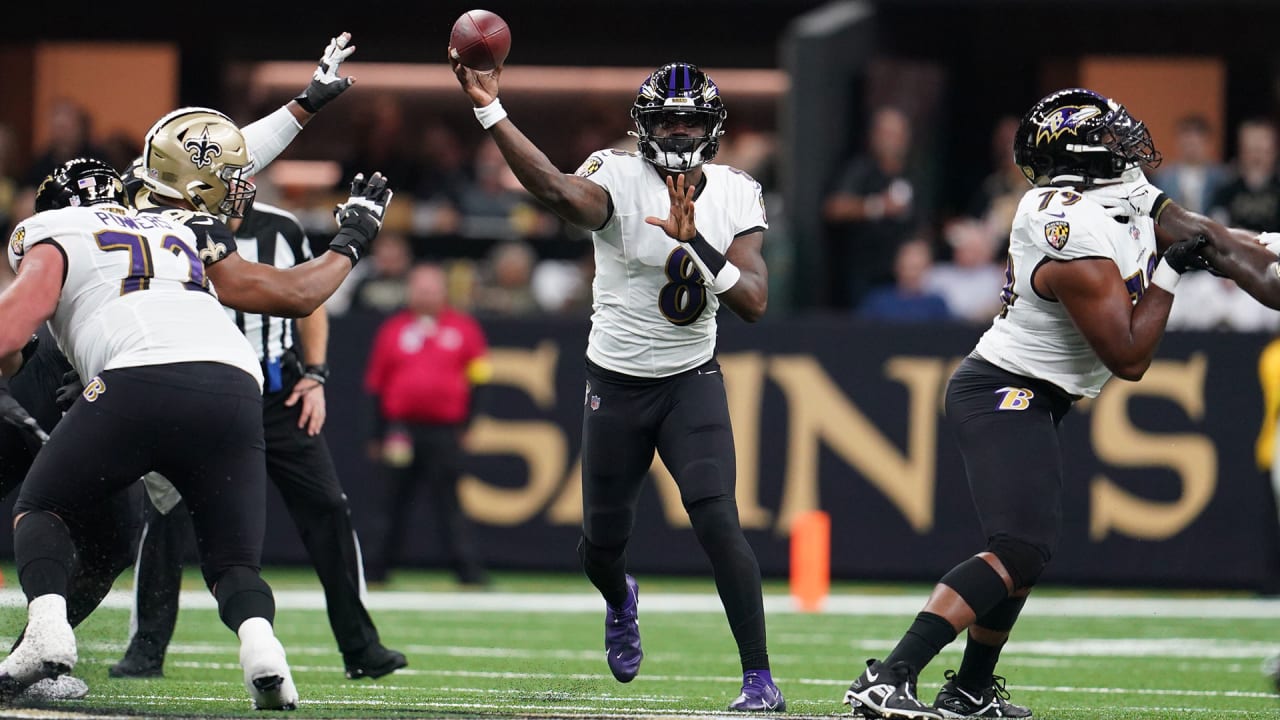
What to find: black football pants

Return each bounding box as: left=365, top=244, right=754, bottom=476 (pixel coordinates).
left=123, top=362, right=382, bottom=658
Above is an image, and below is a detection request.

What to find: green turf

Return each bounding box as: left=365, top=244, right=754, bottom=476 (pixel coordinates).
left=2, top=569, right=1278, bottom=719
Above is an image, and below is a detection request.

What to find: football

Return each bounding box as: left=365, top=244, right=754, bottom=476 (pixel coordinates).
left=449, top=9, right=511, bottom=72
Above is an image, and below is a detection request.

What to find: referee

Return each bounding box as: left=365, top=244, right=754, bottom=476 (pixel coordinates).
left=110, top=202, right=407, bottom=681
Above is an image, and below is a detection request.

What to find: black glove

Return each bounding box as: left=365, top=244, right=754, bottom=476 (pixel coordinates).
left=56, top=369, right=83, bottom=412
left=294, top=32, right=356, bottom=114
left=0, top=378, right=49, bottom=446
left=1163, top=235, right=1210, bottom=274
left=329, top=172, right=392, bottom=265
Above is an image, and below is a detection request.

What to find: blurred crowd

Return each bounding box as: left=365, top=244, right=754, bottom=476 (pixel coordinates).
left=821, top=105, right=1280, bottom=331
left=4, top=95, right=1280, bottom=331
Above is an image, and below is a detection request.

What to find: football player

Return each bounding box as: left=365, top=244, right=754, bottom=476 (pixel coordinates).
left=0, top=33, right=365, bottom=702
left=451, top=57, right=781, bottom=711
left=0, top=157, right=364, bottom=707
left=841, top=89, right=1206, bottom=719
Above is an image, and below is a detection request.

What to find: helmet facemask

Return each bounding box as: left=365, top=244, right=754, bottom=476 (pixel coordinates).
left=630, top=62, right=727, bottom=172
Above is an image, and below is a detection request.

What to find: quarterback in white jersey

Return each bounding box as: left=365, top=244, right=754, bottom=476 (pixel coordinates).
left=576, top=149, right=767, bottom=376
left=452, top=57, right=782, bottom=711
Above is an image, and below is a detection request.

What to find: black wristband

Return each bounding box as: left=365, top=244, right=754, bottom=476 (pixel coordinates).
left=293, top=91, right=318, bottom=114
left=686, top=232, right=727, bottom=277
left=303, top=364, right=330, bottom=384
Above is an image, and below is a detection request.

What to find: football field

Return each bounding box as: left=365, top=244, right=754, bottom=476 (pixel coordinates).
left=1, top=570, right=1277, bottom=719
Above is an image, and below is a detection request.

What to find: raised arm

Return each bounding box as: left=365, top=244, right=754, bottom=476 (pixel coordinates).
left=242, top=32, right=357, bottom=171
left=208, top=172, right=391, bottom=317
left=450, top=55, right=610, bottom=231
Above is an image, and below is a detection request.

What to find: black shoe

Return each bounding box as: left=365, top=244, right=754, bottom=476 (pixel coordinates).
left=933, top=670, right=1033, bottom=718
left=843, top=658, right=941, bottom=719
left=343, top=643, right=407, bottom=680
left=108, top=654, right=163, bottom=679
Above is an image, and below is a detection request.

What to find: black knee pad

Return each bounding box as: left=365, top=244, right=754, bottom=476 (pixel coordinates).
left=685, top=495, right=741, bottom=539
left=987, top=535, right=1050, bottom=590
left=212, top=566, right=275, bottom=631
left=939, top=556, right=1009, bottom=618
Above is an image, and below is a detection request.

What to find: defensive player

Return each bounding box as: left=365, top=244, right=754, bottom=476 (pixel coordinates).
left=841, top=89, right=1206, bottom=719
left=452, top=57, right=781, bottom=711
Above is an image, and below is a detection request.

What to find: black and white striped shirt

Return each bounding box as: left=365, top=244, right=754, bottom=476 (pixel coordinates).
left=229, top=202, right=314, bottom=363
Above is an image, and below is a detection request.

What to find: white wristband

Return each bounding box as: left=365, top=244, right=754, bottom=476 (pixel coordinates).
left=710, top=261, right=741, bottom=294
left=1150, top=258, right=1181, bottom=293
left=473, top=98, right=508, bottom=130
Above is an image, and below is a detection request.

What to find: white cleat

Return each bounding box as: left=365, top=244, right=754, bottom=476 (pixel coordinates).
left=238, top=618, right=298, bottom=711
left=16, top=675, right=89, bottom=701
left=0, top=595, right=77, bottom=701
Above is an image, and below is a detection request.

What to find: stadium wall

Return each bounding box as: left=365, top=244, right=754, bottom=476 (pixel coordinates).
left=302, top=313, right=1278, bottom=592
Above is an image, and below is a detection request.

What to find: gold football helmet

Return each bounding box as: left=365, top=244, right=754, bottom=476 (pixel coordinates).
left=141, top=107, right=256, bottom=217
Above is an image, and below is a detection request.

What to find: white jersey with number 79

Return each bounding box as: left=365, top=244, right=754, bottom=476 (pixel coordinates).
left=575, top=150, right=767, bottom=378
left=974, top=185, right=1157, bottom=398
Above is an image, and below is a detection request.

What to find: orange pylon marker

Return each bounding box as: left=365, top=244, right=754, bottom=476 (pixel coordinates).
left=789, top=509, right=830, bottom=612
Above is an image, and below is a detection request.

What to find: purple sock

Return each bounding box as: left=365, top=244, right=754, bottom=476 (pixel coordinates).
left=745, top=669, right=774, bottom=686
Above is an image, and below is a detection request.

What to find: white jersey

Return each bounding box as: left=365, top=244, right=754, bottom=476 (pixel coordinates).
left=973, top=186, right=1158, bottom=398
left=576, top=150, right=767, bottom=377
left=7, top=205, right=262, bottom=387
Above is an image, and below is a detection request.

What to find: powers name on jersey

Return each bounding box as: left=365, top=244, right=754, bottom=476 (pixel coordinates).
left=973, top=186, right=1157, bottom=398
left=8, top=205, right=260, bottom=387
left=575, top=150, right=766, bottom=378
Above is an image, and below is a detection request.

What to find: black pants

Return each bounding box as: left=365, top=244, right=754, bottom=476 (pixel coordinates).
left=367, top=423, right=487, bottom=584
left=0, top=327, right=73, bottom=498
left=124, top=360, right=382, bottom=657
left=944, top=356, right=1076, bottom=563
left=16, top=363, right=267, bottom=589
left=580, top=357, right=770, bottom=671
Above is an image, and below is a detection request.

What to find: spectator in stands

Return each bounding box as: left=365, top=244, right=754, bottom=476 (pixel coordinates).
left=327, top=231, right=414, bottom=316
left=21, top=98, right=109, bottom=189
left=1209, top=118, right=1280, bottom=231
left=458, top=139, right=559, bottom=241
left=472, top=239, right=540, bottom=317
left=531, top=251, right=595, bottom=316
left=337, top=93, right=423, bottom=193
left=858, top=236, right=952, bottom=322
left=1155, top=114, right=1227, bottom=215
left=924, top=217, right=1006, bottom=324
left=966, top=115, right=1025, bottom=226
left=823, top=106, right=919, bottom=309
left=364, top=262, right=492, bottom=587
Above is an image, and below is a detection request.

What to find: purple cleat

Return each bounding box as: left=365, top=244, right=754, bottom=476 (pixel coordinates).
left=605, top=574, right=643, bottom=683
left=729, top=670, right=786, bottom=712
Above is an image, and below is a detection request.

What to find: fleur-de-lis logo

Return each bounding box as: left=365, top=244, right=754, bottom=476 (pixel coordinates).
left=198, top=240, right=228, bottom=264
left=183, top=127, right=223, bottom=169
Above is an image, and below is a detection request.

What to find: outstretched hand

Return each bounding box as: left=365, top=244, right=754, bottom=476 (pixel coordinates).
left=645, top=174, right=697, bottom=242
left=295, top=32, right=357, bottom=114
left=448, top=49, right=502, bottom=107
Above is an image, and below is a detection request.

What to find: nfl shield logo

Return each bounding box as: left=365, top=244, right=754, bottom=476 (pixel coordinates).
left=590, top=394, right=601, bottom=411
left=1044, top=220, right=1070, bottom=250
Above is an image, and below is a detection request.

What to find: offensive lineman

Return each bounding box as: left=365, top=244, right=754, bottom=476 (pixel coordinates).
left=452, top=57, right=782, bottom=711
left=0, top=160, right=312, bottom=707
left=841, top=89, right=1206, bottom=719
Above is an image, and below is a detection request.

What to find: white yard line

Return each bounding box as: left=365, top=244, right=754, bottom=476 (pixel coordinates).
left=12, top=588, right=1279, bottom=618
